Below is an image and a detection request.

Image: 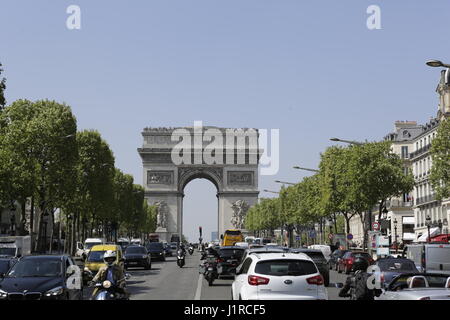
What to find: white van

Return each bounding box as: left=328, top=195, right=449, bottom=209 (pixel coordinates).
left=404, top=243, right=450, bottom=275
left=308, top=245, right=332, bottom=262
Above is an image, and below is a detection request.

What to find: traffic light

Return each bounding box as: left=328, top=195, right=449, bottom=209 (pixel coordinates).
left=199, top=226, right=202, bottom=237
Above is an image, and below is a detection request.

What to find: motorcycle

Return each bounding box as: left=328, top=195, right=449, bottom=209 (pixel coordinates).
left=188, top=246, right=194, bottom=255
left=90, top=273, right=131, bottom=300
left=199, top=255, right=218, bottom=286
left=177, top=249, right=186, bottom=268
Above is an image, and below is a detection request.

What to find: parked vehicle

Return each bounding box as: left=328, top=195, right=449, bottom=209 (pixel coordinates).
left=0, top=236, right=31, bottom=258
left=375, top=257, right=420, bottom=287
left=0, top=255, right=83, bottom=300
left=221, top=229, right=244, bottom=246
left=177, top=248, right=185, bottom=268
left=338, top=251, right=374, bottom=274
left=403, top=243, right=450, bottom=275
left=84, top=244, right=123, bottom=273
left=146, top=242, right=166, bottom=261
left=290, top=249, right=330, bottom=286
left=90, top=273, right=131, bottom=300
left=376, top=273, right=450, bottom=300
left=330, top=249, right=349, bottom=271
left=231, top=252, right=328, bottom=300
left=217, top=246, right=246, bottom=278
left=124, top=245, right=151, bottom=270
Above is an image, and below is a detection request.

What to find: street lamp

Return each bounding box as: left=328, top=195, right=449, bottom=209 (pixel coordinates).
left=425, top=215, right=432, bottom=243
left=10, top=203, right=16, bottom=236
left=274, top=180, right=296, bottom=185
left=393, top=218, right=398, bottom=254
left=426, top=60, right=450, bottom=68
left=263, top=189, right=280, bottom=194
left=329, top=137, right=365, bottom=146
left=293, top=166, right=319, bottom=173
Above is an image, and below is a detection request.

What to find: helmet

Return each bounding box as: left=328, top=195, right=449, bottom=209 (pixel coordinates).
left=103, top=250, right=117, bottom=266
left=208, top=243, right=214, bottom=249
left=352, top=257, right=369, bottom=272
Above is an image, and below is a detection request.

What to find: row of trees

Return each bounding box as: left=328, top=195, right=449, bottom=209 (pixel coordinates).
left=0, top=98, right=157, bottom=254
left=246, top=141, right=415, bottom=249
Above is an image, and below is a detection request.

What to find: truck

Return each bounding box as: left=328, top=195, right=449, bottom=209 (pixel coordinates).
left=403, top=243, right=450, bottom=275
left=0, top=236, right=31, bottom=258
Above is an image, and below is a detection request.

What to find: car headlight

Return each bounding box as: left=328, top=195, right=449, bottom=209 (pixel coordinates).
left=102, top=280, right=112, bottom=289
left=84, top=267, right=90, bottom=272
left=141, top=255, right=147, bottom=259
left=0, top=289, right=8, bottom=299
left=44, top=286, right=64, bottom=297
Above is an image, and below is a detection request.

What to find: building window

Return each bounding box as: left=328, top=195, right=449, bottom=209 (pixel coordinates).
left=401, top=146, right=409, bottom=159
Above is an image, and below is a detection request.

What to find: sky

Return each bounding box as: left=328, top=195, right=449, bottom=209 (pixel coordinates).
left=1, top=1, right=450, bottom=242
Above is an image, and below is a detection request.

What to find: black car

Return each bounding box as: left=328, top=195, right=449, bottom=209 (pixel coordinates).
left=330, top=249, right=349, bottom=271
left=375, top=257, right=420, bottom=287
left=217, top=246, right=246, bottom=277
left=146, top=242, right=166, bottom=261
left=124, top=245, right=151, bottom=270
left=163, top=243, right=173, bottom=257
left=0, top=255, right=83, bottom=300
left=290, top=248, right=330, bottom=286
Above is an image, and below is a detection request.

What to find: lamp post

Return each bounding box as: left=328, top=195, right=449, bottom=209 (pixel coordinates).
left=329, top=137, right=365, bottom=146
left=444, top=219, right=449, bottom=234
left=10, top=203, right=16, bottom=236
left=393, top=218, right=398, bottom=254
left=274, top=180, right=296, bottom=185
left=293, top=166, right=319, bottom=173
left=425, top=215, right=432, bottom=243
left=328, top=218, right=333, bottom=245
left=263, top=189, right=284, bottom=245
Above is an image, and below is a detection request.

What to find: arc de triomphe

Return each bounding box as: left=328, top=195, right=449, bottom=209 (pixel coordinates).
left=138, top=126, right=260, bottom=243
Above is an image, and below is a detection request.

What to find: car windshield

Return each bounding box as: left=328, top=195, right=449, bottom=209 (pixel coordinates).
left=0, top=260, right=11, bottom=274
left=378, top=260, right=417, bottom=272
left=85, top=242, right=102, bottom=250
left=0, top=248, right=16, bottom=256
left=87, top=250, right=106, bottom=262
left=126, top=247, right=146, bottom=254
left=255, top=259, right=317, bottom=276
left=147, top=243, right=163, bottom=250
left=7, top=257, right=62, bottom=277
left=225, top=230, right=242, bottom=236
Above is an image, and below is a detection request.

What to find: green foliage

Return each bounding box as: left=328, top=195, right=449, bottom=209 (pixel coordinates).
left=430, top=118, right=450, bottom=200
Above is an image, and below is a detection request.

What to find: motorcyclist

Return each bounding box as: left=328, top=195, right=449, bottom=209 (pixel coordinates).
left=338, top=257, right=382, bottom=300
left=90, top=250, right=129, bottom=299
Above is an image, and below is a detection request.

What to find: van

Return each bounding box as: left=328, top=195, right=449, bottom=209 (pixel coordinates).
left=404, top=243, right=450, bottom=275
left=221, top=230, right=244, bottom=246
left=308, top=245, right=332, bottom=261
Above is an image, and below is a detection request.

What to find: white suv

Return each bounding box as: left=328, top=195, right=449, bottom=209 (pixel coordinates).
left=231, top=252, right=328, bottom=300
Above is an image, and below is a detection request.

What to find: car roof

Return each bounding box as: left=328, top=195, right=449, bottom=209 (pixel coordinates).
left=290, top=248, right=323, bottom=253
left=126, top=244, right=145, bottom=248
left=20, top=255, right=67, bottom=260
left=220, top=246, right=245, bottom=250
left=90, top=244, right=119, bottom=251
left=251, top=252, right=312, bottom=261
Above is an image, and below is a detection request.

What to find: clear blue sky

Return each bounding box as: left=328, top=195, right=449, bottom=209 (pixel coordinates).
left=1, top=1, right=449, bottom=242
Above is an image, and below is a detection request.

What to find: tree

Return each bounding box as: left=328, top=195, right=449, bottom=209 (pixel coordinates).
left=0, top=62, right=6, bottom=110
left=430, top=118, right=450, bottom=200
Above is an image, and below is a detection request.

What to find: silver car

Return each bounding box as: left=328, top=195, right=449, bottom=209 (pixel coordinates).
left=376, top=273, right=450, bottom=300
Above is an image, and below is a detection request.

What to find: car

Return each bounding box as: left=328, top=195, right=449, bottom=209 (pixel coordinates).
left=290, top=249, right=330, bottom=286
left=116, top=238, right=130, bottom=251
left=163, top=243, right=173, bottom=256
left=231, top=252, right=328, bottom=300
left=308, top=245, right=332, bottom=262
left=170, top=242, right=178, bottom=251
left=124, top=245, right=151, bottom=270
left=146, top=242, right=166, bottom=261
left=375, top=257, right=420, bottom=287
left=330, top=249, right=349, bottom=271
left=217, top=246, right=246, bottom=278
left=234, top=242, right=249, bottom=249
left=376, top=273, right=450, bottom=300
left=84, top=244, right=124, bottom=273
left=338, top=251, right=374, bottom=274
left=0, top=255, right=83, bottom=300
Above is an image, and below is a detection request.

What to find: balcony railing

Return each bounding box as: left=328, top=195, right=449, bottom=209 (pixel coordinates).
left=415, top=194, right=437, bottom=205
left=386, top=199, right=413, bottom=208
left=409, top=144, right=431, bottom=159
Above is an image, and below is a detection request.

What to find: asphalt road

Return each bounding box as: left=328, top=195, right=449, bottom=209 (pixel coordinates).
left=83, top=252, right=348, bottom=300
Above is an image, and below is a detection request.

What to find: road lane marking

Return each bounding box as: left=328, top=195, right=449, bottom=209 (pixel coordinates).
left=194, top=273, right=203, bottom=300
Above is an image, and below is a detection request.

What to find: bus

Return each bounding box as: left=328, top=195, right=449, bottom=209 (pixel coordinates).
left=221, top=229, right=244, bottom=246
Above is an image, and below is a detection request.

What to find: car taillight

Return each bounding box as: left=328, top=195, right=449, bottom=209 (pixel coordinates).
left=380, top=273, right=385, bottom=284
left=306, top=275, right=324, bottom=286
left=216, top=258, right=224, bottom=263
left=248, top=275, right=270, bottom=286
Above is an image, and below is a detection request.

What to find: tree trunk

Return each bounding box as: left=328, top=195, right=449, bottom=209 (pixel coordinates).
left=30, top=196, right=35, bottom=252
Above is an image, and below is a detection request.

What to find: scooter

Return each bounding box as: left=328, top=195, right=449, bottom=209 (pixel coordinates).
left=201, top=255, right=218, bottom=286
left=188, top=246, right=194, bottom=255
left=90, top=273, right=131, bottom=300
left=177, top=249, right=186, bottom=268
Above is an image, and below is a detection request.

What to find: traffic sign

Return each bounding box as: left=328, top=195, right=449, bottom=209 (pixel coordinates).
left=372, top=222, right=380, bottom=231
left=347, top=233, right=353, bottom=240
left=295, top=235, right=300, bottom=241
left=309, top=230, right=316, bottom=239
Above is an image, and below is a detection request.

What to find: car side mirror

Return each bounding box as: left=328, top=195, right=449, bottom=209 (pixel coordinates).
left=335, top=283, right=344, bottom=289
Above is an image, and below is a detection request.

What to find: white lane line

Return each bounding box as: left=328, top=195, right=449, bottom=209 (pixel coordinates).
left=194, top=273, right=203, bottom=300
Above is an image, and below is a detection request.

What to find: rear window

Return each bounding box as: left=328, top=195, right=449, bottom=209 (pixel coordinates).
left=219, top=249, right=245, bottom=259
left=378, top=260, right=417, bottom=272
left=225, top=230, right=242, bottom=236
left=255, top=259, right=317, bottom=276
